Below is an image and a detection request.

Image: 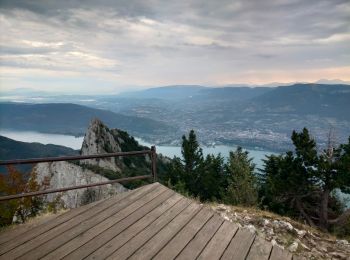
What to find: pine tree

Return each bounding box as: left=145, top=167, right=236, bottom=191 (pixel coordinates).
left=197, top=154, right=224, bottom=201
left=167, top=130, right=225, bottom=200
left=224, top=147, right=258, bottom=206
left=261, top=128, right=350, bottom=230
left=180, top=130, right=203, bottom=195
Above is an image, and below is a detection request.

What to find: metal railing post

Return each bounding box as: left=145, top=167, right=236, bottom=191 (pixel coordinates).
left=151, top=146, right=157, bottom=182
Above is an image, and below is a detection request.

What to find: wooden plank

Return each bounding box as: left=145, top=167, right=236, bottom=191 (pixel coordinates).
left=175, top=214, right=223, bottom=260
left=94, top=198, right=191, bottom=259
left=0, top=183, right=158, bottom=259
left=0, top=183, right=155, bottom=254
left=246, top=236, right=272, bottom=260
left=16, top=184, right=166, bottom=260
left=221, top=228, right=256, bottom=260
left=46, top=188, right=174, bottom=260
left=87, top=196, right=189, bottom=260
left=0, top=193, right=109, bottom=254
left=269, top=246, right=292, bottom=260
left=197, top=220, right=238, bottom=260
left=109, top=202, right=201, bottom=260
left=0, top=211, right=64, bottom=245
left=129, top=204, right=206, bottom=260
left=153, top=207, right=213, bottom=260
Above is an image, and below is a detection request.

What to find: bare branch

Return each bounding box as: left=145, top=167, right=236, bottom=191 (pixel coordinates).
left=328, top=208, right=350, bottom=226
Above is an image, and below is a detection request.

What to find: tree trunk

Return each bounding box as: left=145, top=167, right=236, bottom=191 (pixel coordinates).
left=319, top=189, right=330, bottom=230
left=296, top=198, right=316, bottom=227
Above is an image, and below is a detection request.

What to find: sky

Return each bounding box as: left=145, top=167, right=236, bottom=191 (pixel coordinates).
left=0, top=0, right=350, bottom=94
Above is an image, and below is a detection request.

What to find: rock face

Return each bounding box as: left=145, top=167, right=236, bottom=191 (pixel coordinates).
left=80, top=118, right=122, bottom=172
left=34, top=161, right=127, bottom=208
left=80, top=118, right=151, bottom=173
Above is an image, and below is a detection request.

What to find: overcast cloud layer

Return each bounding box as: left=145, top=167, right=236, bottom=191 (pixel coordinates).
left=0, top=0, right=349, bottom=93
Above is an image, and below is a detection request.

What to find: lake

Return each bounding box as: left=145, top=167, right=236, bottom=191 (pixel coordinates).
left=0, top=129, right=84, bottom=150
left=135, top=138, right=276, bottom=169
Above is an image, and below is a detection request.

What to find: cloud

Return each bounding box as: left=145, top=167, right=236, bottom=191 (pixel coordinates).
left=0, top=0, right=349, bottom=93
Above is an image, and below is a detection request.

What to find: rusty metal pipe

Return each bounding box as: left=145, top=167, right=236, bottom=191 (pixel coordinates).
left=0, top=150, right=152, bottom=166
left=0, top=175, right=152, bottom=201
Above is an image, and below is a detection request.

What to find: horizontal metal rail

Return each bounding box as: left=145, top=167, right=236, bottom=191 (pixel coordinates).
left=0, top=147, right=157, bottom=201
left=0, top=150, right=152, bottom=166
left=0, top=175, right=152, bottom=201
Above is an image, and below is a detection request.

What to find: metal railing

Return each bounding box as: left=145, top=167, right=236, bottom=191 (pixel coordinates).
left=0, top=146, right=157, bottom=201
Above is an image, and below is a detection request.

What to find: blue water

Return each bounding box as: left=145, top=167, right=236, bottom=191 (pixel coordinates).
left=0, top=129, right=84, bottom=150
left=135, top=138, right=275, bottom=170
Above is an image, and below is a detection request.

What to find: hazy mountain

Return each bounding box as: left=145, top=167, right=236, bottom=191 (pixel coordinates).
left=0, top=102, right=174, bottom=137
left=0, top=88, right=60, bottom=97
left=196, top=87, right=271, bottom=101
left=115, top=83, right=350, bottom=121
left=0, top=135, right=78, bottom=161
left=119, top=85, right=272, bottom=102
left=119, top=85, right=206, bottom=100
left=315, top=79, right=350, bottom=85
left=247, top=84, right=350, bottom=120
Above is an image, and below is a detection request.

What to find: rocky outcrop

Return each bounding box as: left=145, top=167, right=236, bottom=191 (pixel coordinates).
left=80, top=118, right=122, bottom=172
left=31, top=118, right=156, bottom=209
left=212, top=203, right=350, bottom=260
left=34, top=161, right=127, bottom=208
left=79, top=118, right=151, bottom=175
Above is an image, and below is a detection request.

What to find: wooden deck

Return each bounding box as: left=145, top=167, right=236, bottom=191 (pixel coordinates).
left=0, top=182, right=296, bottom=260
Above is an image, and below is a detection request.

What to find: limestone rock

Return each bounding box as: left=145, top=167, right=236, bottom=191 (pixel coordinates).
left=246, top=224, right=257, bottom=234
left=263, top=219, right=270, bottom=226
left=80, top=118, right=122, bottom=172
left=337, top=239, right=349, bottom=246
left=34, top=161, right=127, bottom=208
left=210, top=203, right=350, bottom=260
left=295, top=228, right=307, bottom=238
left=288, top=241, right=299, bottom=252
left=279, top=220, right=294, bottom=231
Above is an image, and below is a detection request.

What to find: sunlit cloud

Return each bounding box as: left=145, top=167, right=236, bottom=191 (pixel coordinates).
left=0, top=0, right=349, bottom=93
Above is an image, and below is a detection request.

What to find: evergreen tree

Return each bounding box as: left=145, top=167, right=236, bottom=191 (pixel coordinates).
left=167, top=130, right=225, bottom=200
left=261, top=128, right=350, bottom=230
left=197, top=154, right=225, bottom=201
left=224, top=147, right=258, bottom=206
left=181, top=130, right=203, bottom=174
left=180, top=130, right=203, bottom=195
left=260, top=152, right=315, bottom=221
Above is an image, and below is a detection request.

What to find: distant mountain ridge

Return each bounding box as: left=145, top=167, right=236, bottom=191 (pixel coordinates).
left=0, top=102, right=174, bottom=137
left=118, top=83, right=349, bottom=103
left=247, top=84, right=350, bottom=120
left=119, top=85, right=206, bottom=100
left=0, top=135, right=78, bottom=172
left=0, top=135, right=78, bottom=161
